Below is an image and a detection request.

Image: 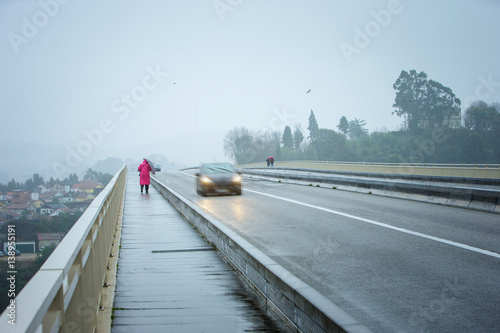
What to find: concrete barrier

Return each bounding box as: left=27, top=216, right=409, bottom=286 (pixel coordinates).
left=151, top=176, right=373, bottom=333
left=247, top=167, right=500, bottom=186
left=240, top=161, right=500, bottom=179
left=242, top=169, right=500, bottom=213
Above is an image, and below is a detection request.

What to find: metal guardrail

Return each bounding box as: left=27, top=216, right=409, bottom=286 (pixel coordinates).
left=239, top=161, right=500, bottom=179
left=0, top=165, right=127, bottom=333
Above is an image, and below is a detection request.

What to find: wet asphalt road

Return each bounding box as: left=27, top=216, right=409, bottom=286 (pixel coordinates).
left=154, top=170, right=500, bottom=333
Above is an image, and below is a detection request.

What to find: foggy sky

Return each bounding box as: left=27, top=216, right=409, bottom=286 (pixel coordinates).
left=1, top=0, right=500, bottom=182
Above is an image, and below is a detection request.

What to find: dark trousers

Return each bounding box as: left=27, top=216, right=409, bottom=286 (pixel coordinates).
left=141, top=185, right=149, bottom=193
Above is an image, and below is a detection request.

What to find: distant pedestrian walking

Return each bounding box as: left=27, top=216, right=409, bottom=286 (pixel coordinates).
left=138, top=158, right=152, bottom=193
left=266, top=156, right=275, bottom=167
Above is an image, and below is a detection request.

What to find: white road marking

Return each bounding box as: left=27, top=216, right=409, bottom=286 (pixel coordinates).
left=178, top=171, right=195, bottom=177
left=176, top=171, right=500, bottom=259
left=245, top=188, right=500, bottom=259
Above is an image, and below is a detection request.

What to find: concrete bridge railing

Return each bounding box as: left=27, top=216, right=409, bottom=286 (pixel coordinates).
left=0, top=165, right=127, bottom=333
left=239, top=161, right=500, bottom=179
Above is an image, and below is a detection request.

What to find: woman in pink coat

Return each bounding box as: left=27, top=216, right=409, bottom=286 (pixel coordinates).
left=138, top=159, right=152, bottom=193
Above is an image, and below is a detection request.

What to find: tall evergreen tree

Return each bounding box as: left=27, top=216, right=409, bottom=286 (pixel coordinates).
left=293, top=124, right=304, bottom=150
left=32, top=173, right=45, bottom=187
left=68, top=173, right=79, bottom=185
left=84, top=168, right=99, bottom=181
left=337, top=116, right=349, bottom=135
left=307, top=110, right=319, bottom=141
left=7, top=179, right=21, bottom=191
left=282, top=126, right=294, bottom=149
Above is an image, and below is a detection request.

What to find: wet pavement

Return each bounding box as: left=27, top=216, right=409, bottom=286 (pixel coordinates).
left=112, top=174, right=284, bottom=333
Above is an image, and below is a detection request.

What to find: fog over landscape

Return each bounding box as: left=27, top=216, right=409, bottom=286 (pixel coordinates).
left=1, top=0, right=500, bottom=183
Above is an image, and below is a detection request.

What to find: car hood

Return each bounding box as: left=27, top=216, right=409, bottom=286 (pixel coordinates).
left=204, top=173, right=235, bottom=183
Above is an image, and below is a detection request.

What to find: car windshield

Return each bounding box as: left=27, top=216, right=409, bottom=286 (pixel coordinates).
left=201, top=163, right=235, bottom=174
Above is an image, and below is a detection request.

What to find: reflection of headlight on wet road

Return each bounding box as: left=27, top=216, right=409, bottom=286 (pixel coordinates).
left=231, top=175, right=242, bottom=183
left=200, top=177, right=213, bottom=184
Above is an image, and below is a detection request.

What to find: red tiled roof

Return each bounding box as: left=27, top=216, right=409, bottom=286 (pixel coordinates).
left=72, top=179, right=101, bottom=190
left=39, top=192, right=57, bottom=199
left=1, top=210, right=22, bottom=218
left=7, top=203, right=31, bottom=210
left=37, top=233, right=65, bottom=241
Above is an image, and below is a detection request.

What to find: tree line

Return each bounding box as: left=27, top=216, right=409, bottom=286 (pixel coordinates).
left=0, top=168, right=113, bottom=192
left=223, top=70, right=500, bottom=165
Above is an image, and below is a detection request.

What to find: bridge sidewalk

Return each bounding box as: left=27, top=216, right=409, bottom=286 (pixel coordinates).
left=111, top=174, right=282, bottom=332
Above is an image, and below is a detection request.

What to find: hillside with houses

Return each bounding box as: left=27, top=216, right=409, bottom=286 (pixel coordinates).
left=0, top=169, right=113, bottom=254
left=0, top=179, right=103, bottom=222
left=0, top=169, right=114, bottom=313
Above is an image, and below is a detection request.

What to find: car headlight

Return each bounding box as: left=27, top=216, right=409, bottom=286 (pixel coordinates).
left=200, top=176, right=213, bottom=184
left=231, top=175, right=242, bottom=183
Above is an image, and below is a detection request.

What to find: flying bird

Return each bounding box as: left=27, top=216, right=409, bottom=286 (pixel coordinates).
left=306, top=89, right=311, bottom=93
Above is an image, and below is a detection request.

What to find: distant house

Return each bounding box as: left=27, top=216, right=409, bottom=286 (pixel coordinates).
left=38, top=205, right=54, bottom=215
left=11, top=190, right=31, bottom=204
left=418, top=113, right=462, bottom=130
left=0, top=191, right=11, bottom=202
left=48, top=204, right=74, bottom=217
left=51, top=182, right=66, bottom=193
left=39, top=192, right=58, bottom=203
left=72, top=179, right=103, bottom=195
left=6, top=203, right=33, bottom=214
left=6, top=241, right=36, bottom=254
left=74, top=192, right=95, bottom=203
left=37, top=232, right=65, bottom=251
left=36, top=185, right=50, bottom=194
left=32, top=200, right=45, bottom=209
left=448, top=114, right=461, bottom=129
left=60, top=195, right=75, bottom=204
left=49, top=209, right=66, bottom=217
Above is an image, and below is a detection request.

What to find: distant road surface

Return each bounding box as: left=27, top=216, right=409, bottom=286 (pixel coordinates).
left=154, top=170, right=500, bottom=333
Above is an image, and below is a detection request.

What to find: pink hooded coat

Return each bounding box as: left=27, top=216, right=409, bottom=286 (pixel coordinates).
left=138, top=160, right=152, bottom=185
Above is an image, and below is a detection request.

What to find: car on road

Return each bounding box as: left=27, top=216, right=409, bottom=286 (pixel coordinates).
left=154, top=164, right=161, bottom=172
left=196, top=162, right=242, bottom=196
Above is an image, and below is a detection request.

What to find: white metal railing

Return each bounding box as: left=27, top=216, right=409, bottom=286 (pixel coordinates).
left=0, top=165, right=127, bottom=333
left=239, top=161, right=500, bottom=179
